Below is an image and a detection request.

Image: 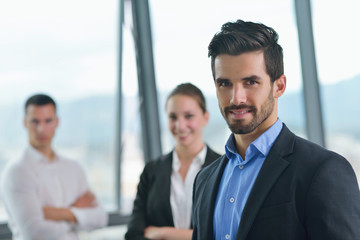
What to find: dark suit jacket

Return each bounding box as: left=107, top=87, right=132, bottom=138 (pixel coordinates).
left=192, top=124, right=360, bottom=240
left=125, top=146, right=220, bottom=240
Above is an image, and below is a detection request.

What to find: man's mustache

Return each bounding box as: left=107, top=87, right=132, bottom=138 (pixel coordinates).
left=223, top=104, right=257, bottom=114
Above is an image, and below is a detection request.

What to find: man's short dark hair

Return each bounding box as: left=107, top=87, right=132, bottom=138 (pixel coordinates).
left=208, top=19, right=284, bottom=82
left=25, top=94, right=57, bottom=114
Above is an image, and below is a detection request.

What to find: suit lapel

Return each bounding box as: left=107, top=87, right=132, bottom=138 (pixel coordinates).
left=198, top=155, right=229, bottom=239
left=157, top=152, right=175, bottom=226
left=203, top=146, right=221, bottom=168
left=236, top=125, right=295, bottom=240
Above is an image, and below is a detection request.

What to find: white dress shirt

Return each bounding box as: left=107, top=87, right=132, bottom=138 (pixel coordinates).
left=170, top=146, right=207, bottom=229
left=0, top=146, right=108, bottom=240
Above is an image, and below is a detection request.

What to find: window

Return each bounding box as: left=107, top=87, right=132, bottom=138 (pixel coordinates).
left=119, top=3, right=145, bottom=213
left=312, top=0, right=360, bottom=182
left=0, top=0, right=118, bottom=220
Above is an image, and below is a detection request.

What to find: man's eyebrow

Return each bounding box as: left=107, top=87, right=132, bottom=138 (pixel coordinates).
left=242, top=75, right=261, bottom=81
left=215, top=75, right=261, bottom=83
left=214, top=78, right=228, bottom=84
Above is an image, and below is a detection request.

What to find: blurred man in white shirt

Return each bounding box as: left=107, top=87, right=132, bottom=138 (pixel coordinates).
left=1, top=94, right=108, bottom=240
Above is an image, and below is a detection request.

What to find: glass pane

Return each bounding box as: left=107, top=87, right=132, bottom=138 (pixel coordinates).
left=0, top=0, right=118, bottom=220
left=150, top=0, right=306, bottom=154
left=119, top=3, right=145, bottom=214
left=312, top=0, right=360, bottom=181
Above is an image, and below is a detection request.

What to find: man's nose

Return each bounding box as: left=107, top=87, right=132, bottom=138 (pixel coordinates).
left=36, top=123, right=45, bottom=133
left=230, top=84, right=247, bottom=105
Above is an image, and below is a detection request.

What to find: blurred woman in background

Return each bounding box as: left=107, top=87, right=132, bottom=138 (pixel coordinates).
left=125, top=82, right=220, bottom=240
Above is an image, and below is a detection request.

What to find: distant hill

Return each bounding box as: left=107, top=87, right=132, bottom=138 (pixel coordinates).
left=321, top=75, right=360, bottom=135
left=278, top=74, right=360, bottom=138
left=0, top=74, right=359, bottom=152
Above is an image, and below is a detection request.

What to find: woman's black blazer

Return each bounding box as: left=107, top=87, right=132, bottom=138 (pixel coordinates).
left=125, top=146, right=220, bottom=240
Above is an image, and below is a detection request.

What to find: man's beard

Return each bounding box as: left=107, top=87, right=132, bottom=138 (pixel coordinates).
left=221, top=91, right=274, bottom=134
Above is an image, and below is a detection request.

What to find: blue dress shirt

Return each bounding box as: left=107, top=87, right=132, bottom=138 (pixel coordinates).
left=213, top=119, right=283, bottom=240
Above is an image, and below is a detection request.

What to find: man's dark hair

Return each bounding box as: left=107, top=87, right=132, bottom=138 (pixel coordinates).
left=25, top=94, right=57, bottom=114
left=166, top=82, right=207, bottom=113
left=208, top=19, right=284, bottom=82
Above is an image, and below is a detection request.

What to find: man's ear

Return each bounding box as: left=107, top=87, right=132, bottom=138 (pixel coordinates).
left=55, top=116, right=59, bottom=128
left=273, top=75, right=286, bottom=98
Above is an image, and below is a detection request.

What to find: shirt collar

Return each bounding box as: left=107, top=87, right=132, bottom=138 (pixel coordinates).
left=26, top=145, right=59, bottom=163
left=172, top=145, right=207, bottom=172
left=225, top=134, right=237, bottom=159
left=251, top=119, right=283, bottom=156
left=225, top=119, right=283, bottom=161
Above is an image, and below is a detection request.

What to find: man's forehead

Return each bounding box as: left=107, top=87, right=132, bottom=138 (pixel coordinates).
left=26, top=104, right=55, bottom=111
left=26, top=104, right=57, bottom=117
left=214, top=52, right=266, bottom=77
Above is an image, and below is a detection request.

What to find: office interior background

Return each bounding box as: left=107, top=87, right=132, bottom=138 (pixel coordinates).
left=0, top=0, right=359, bottom=239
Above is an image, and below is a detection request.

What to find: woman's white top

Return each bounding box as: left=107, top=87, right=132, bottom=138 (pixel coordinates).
left=170, top=146, right=207, bottom=229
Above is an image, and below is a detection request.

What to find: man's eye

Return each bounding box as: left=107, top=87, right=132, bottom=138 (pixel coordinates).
left=185, top=114, right=194, bottom=119
left=246, top=80, right=257, bottom=85
left=168, top=115, right=176, bottom=120
left=217, top=80, right=231, bottom=87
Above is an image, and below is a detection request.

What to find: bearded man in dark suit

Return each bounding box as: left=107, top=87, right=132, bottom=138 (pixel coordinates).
left=191, top=19, right=360, bottom=240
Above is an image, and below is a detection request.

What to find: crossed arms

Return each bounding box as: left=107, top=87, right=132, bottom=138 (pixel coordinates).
left=1, top=162, right=108, bottom=240
left=43, top=191, right=97, bottom=223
